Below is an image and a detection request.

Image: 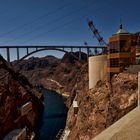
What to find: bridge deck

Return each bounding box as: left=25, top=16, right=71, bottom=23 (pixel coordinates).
left=0, top=45, right=106, bottom=49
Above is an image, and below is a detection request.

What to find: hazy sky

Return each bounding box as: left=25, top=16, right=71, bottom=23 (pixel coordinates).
left=0, top=0, right=140, bottom=60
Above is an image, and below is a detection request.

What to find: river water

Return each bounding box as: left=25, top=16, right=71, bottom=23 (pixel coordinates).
left=36, top=89, right=68, bottom=140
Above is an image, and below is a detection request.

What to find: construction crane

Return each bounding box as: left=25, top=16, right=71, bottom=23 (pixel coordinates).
left=88, top=20, right=108, bottom=46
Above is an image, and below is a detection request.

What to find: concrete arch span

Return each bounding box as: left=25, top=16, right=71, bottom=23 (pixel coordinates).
left=19, top=48, right=82, bottom=62
left=19, top=48, right=68, bottom=61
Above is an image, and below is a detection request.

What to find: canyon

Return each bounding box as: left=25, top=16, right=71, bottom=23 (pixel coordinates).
left=0, top=52, right=138, bottom=140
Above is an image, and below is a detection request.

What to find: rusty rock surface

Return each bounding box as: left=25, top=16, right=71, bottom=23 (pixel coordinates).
left=66, top=72, right=138, bottom=140
left=0, top=55, right=43, bottom=139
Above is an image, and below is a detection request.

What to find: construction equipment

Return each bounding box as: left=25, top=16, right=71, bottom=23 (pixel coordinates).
left=87, top=19, right=108, bottom=55
left=88, top=20, right=108, bottom=46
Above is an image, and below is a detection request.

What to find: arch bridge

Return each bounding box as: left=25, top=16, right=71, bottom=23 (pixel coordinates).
left=0, top=45, right=107, bottom=62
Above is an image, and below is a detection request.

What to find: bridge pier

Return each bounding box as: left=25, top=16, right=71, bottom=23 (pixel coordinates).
left=87, top=48, right=89, bottom=58
left=71, top=47, right=73, bottom=52
left=79, top=48, right=81, bottom=61
left=6, top=48, right=10, bottom=62
left=94, top=48, right=98, bottom=55
left=17, top=48, right=19, bottom=60
left=26, top=48, right=29, bottom=55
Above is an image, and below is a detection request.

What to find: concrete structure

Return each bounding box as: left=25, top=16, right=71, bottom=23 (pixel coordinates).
left=61, top=129, right=71, bottom=140
left=89, top=55, right=107, bottom=89
left=4, top=128, right=26, bottom=140
left=0, top=45, right=106, bottom=62
left=20, top=101, right=32, bottom=116
left=73, top=101, right=78, bottom=115
left=56, top=128, right=70, bottom=140
left=93, top=107, right=140, bottom=140
left=138, top=72, right=140, bottom=107
left=107, top=24, right=137, bottom=78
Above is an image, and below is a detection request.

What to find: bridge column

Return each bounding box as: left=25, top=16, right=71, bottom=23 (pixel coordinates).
left=26, top=47, right=29, bottom=55
left=94, top=48, right=98, bottom=55
left=6, top=48, right=10, bottom=62
left=71, top=47, right=73, bottom=52
left=17, top=48, right=19, bottom=60
left=102, top=48, right=104, bottom=54
left=79, top=48, right=81, bottom=61
left=87, top=48, right=89, bottom=58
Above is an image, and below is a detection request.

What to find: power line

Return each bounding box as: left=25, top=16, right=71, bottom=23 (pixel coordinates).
left=0, top=4, right=43, bottom=26
left=24, top=0, right=119, bottom=46
left=1, top=0, right=119, bottom=46
left=21, top=17, right=86, bottom=45
left=15, top=15, right=96, bottom=45
left=0, top=1, right=74, bottom=38
left=2, top=0, right=97, bottom=45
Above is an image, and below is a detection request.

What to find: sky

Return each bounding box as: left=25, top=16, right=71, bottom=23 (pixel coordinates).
left=0, top=0, right=140, bottom=60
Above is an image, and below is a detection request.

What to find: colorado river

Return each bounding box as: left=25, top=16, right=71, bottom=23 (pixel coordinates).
left=36, top=89, right=68, bottom=140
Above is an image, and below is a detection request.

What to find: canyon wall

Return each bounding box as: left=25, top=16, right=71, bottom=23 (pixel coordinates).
left=13, top=52, right=138, bottom=140
left=0, top=55, right=43, bottom=139
left=66, top=71, right=138, bottom=140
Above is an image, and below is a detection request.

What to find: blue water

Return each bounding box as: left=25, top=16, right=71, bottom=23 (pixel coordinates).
left=36, top=89, right=68, bottom=140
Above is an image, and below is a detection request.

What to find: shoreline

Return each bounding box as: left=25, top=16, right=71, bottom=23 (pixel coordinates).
left=41, top=78, right=70, bottom=99
left=42, top=87, right=70, bottom=100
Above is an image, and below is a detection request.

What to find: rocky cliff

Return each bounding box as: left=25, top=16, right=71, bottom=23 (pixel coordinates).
left=14, top=52, right=87, bottom=96
left=0, top=55, right=43, bottom=139
left=66, top=71, right=138, bottom=140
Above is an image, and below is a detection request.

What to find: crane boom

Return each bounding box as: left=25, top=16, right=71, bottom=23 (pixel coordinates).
left=88, top=20, right=108, bottom=46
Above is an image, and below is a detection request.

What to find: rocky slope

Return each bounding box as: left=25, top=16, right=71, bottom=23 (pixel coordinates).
left=66, top=71, right=138, bottom=140
left=0, top=55, right=43, bottom=139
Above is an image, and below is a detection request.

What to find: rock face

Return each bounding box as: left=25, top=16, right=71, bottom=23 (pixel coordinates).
left=66, top=72, right=138, bottom=140
left=0, top=55, right=43, bottom=139
left=14, top=52, right=87, bottom=95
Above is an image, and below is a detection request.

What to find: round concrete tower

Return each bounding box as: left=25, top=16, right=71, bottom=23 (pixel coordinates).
left=89, top=55, right=107, bottom=89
